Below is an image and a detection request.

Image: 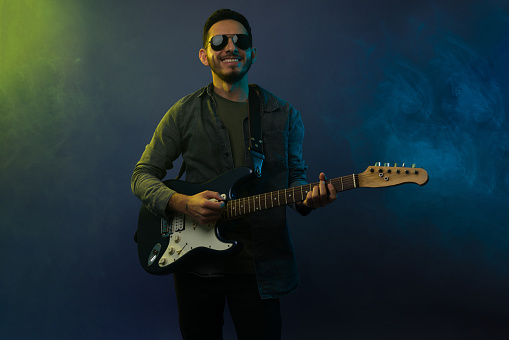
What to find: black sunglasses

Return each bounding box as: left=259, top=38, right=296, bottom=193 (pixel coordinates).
left=207, top=34, right=251, bottom=51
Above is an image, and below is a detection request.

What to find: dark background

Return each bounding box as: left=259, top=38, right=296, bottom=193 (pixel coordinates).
left=2, top=0, right=509, bottom=339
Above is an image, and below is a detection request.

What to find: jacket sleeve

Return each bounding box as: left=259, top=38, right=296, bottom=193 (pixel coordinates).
left=130, top=103, right=183, bottom=217
left=286, top=106, right=314, bottom=216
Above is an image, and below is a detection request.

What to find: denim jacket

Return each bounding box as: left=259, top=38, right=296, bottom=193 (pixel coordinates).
left=131, top=84, right=309, bottom=299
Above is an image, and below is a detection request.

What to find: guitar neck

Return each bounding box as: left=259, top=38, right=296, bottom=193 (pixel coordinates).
left=222, top=174, right=359, bottom=220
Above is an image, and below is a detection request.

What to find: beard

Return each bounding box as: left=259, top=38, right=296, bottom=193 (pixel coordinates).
left=207, top=54, right=253, bottom=84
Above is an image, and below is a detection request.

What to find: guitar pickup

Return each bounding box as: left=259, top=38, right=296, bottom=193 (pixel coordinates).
left=161, top=213, right=186, bottom=238
left=161, top=218, right=171, bottom=238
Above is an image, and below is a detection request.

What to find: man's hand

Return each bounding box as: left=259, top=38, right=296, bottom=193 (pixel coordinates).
left=302, top=172, right=337, bottom=209
left=167, top=191, right=225, bottom=224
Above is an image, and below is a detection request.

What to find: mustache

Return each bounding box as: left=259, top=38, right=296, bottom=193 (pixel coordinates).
left=220, top=53, right=242, bottom=59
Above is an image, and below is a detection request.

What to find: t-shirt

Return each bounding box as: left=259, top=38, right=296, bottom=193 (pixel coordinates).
left=212, top=91, right=255, bottom=274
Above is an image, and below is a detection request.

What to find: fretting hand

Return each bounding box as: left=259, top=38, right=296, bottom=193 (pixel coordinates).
left=302, top=172, right=337, bottom=209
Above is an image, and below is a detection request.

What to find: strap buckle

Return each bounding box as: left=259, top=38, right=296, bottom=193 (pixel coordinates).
left=249, top=148, right=265, bottom=177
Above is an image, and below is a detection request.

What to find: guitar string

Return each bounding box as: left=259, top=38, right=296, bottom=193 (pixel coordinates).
left=224, top=169, right=422, bottom=218
left=224, top=176, right=359, bottom=218
left=225, top=168, right=422, bottom=217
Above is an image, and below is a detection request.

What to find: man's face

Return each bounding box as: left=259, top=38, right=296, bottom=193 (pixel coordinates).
left=200, top=19, right=256, bottom=84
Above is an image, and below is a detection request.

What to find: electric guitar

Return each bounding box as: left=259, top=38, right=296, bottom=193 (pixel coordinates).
left=137, top=164, right=428, bottom=275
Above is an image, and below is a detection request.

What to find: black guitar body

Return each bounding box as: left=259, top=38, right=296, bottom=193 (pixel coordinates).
left=136, top=167, right=253, bottom=275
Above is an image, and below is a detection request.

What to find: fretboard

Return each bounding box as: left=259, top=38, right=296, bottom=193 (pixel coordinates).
left=222, top=173, right=359, bottom=220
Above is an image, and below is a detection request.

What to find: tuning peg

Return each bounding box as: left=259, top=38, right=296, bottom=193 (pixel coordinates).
left=375, top=162, right=381, bottom=166
left=394, top=163, right=398, bottom=167
left=412, top=164, right=416, bottom=168
left=402, top=163, right=406, bottom=167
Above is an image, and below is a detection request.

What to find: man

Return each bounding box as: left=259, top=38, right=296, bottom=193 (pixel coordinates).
left=131, top=9, right=336, bottom=340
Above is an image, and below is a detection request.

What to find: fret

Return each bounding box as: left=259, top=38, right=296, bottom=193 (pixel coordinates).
left=220, top=173, right=375, bottom=221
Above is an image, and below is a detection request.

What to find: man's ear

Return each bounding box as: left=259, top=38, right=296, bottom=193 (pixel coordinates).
left=199, top=48, right=209, bottom=66
left=251, top=47, right=257, bottom=64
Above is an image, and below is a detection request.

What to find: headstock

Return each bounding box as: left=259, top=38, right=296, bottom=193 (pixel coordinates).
left=358, top=163, right=429, bottom=188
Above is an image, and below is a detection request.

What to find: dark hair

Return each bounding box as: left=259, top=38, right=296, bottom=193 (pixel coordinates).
left=202, top=9, right=252, bottom=48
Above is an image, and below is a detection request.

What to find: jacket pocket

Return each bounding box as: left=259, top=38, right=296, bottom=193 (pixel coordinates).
left=262, top=130, right=288, bottom=168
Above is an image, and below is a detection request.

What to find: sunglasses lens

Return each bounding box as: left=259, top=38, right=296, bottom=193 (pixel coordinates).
left=209, top=34, right=251, bottom=51
left=234, top=35, right=251, bottom=49
left=210, top=35, right=226, bottom=51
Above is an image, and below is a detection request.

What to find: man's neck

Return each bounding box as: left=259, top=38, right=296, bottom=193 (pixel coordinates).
left=212, top=76, right=249, bottom=102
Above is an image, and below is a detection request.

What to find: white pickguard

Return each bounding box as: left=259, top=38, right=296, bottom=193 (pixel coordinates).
left=157, top=212, right=233, bottom=268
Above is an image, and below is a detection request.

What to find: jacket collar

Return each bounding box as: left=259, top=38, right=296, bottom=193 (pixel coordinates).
left=200, top=83, right=279, bottom=113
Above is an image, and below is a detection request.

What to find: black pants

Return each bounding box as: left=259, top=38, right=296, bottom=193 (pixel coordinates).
left=173, top=272, right=281, bottom=340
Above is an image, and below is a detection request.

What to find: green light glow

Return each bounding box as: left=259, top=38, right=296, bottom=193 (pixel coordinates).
left=0, top=0, right=86, bottom=175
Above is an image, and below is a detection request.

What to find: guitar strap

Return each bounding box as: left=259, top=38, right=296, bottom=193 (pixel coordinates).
left=248, top=86, right=264, bottom=177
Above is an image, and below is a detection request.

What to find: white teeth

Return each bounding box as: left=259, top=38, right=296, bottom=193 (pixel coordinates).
left=223, top=59, right=239, bottom=63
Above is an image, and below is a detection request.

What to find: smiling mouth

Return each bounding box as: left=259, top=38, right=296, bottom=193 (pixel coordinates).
left=220, top=55, right=241, bottom=63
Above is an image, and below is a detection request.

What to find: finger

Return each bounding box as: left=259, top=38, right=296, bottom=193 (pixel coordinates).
left=319, top=177, right=328, bottom=202
left=302, top=190, right=313, bottom=208
left=307, top=185, right=319, bottom=208
left=202, top=190, right=224, bottom=201
left=312, top=184, right=320, bottom=199
left=327, top=183, right=337, bottom=200
left=202, top=199, right=224, bottom=211
left=320, top=173, right=338, bottom=203
left=200, top=191, right=225, bottom=209
left=193, top=205, right=223, bottom=224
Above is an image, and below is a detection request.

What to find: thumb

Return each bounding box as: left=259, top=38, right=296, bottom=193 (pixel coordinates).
left=319, top=172, right=327, bottom=181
